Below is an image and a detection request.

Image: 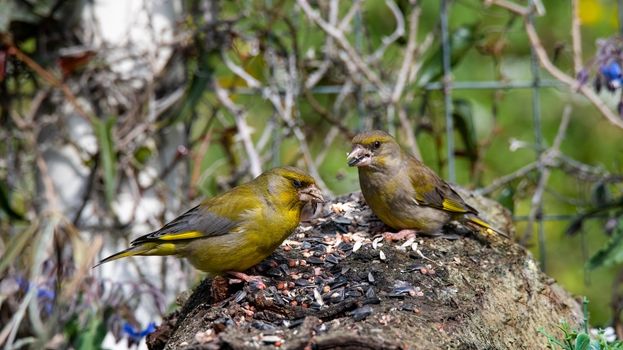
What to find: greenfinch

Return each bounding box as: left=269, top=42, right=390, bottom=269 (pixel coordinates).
left=347, top=130, right=506, bottom=238
left=96, top=167, right=324, bottom=280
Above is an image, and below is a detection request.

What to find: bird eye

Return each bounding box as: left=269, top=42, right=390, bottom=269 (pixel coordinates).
left=292, top=179, right=303, bottom=188
left=373, top=141, right=381, bottom=149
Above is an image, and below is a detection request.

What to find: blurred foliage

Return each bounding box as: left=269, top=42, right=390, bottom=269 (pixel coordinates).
left=2, top=0, right=623, bottom=348
left=539, top=298, right=623, bottom=350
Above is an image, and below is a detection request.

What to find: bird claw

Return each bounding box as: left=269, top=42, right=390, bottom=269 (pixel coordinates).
left=226, top=271, right=267, bottom=290
left=383, top=229, right=417, bottom=242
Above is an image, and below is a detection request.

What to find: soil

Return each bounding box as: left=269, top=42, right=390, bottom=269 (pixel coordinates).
left=147, top=192, right=582, bottom=350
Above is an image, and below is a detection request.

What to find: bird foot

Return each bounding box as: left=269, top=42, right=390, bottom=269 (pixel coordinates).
left=383, top=229, right=418, bottom=242
left=226, top=271, right=267, bottom=290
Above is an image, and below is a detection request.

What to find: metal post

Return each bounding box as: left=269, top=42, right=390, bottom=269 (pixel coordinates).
left=440, top=0, right=455, bottom=182
left=529, top=3, right=546, bottom=271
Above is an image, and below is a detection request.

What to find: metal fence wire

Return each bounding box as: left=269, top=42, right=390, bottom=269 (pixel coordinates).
left=237, top=0, right=623, bottom=270
left=222, top=1, right=623, bottom=272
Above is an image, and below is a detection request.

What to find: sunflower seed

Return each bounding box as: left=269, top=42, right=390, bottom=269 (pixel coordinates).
left=353, top=240, right=363, bottom=252
left=350, top=305, right=373, bottom=321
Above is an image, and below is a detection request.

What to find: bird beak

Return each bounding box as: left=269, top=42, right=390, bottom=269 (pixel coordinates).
left=299, top=184, right=325, bottom=204
left=347, top=145, right=372, bottom=167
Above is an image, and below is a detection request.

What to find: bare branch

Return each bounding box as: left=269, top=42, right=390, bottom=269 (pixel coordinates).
left=483, top=0, right=530, bottom=16
left=212, top=80, right=263, bottom=177
left=297, top=0, right=391, bottom=99
left=571, top=0, right=583, bottom=76
left=521, top=106, right=572, bottom=245
left=391, top=3, right=421, bottom=103
left=369, top=0, right=406, bottom=63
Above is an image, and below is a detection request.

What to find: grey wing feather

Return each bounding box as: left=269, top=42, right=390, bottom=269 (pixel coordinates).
left=131, top=205, right=238, bottom=245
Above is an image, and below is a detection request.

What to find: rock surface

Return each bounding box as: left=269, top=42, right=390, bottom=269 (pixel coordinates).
left=147, top=192, right=581, bottom=350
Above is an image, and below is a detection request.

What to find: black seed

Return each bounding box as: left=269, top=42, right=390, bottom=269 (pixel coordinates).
left=365, top=287, right=376, bottom=299
left=286, top=318, right=305, bottom=328
left=350, top=305, right=373, bottom=321
left=266, top=267, right=284, bottom=278
left=295, top=279, right=310, bottom=287
left=334, top=217, right=352, bottom=224
left=401, top=303, right=417, bottom=312
left=364, top=296, right=381, bottom=305
left=328, top=288, right=345, bottom=303
left=368, top=272, right=375, bottom=284
left=325, top=254, right=339, bottom=265
left=329, top=276, right=348, bottom=289
left=338, top=242, right=353, bottom=251
left=251, top=320, right=277, bottom=331
left=233, top=290, right=247, bottom=303
left=345, top=289, right=363, bottom=298
left=310, top=302, right=323, bottom=310
left=307, top=256, right=324, bottom=265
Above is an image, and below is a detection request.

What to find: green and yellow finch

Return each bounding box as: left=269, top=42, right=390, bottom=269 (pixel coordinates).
left=96, top=167, right=324, bottom=284
left=347, top=130, right=506, bottom=238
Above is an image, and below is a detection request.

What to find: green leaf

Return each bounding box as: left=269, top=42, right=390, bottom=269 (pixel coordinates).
left=134, top=145, right=153, bottom=166
left=589, top=339, right=602, bottom=350
left=0, top=223, right=38, bottom=275
left=575, top=333, right=590, bottom=350
left=76, top=317, right=107, bottom=350
left=587, top=218, right=623, bottom=270
left=0, top=180, right=25, bottom=220
left=94, top=116, right=117, bottom=207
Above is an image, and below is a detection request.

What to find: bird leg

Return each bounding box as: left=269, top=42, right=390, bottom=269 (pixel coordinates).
left=383, top=229, right=418, bottom=242
left=226, top=271, right=267, bottom=290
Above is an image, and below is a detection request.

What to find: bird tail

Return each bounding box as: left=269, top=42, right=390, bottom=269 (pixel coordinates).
left=93, top=242, right=178, bottom=268
left=465, top=214, right=509, bottom=238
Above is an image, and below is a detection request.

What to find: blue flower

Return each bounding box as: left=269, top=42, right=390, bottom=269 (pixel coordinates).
left=16, top=277, right=55, bottom=314
left=600, top=61, right=622, bottom=88
left=123, top=322, right=157, bottom=343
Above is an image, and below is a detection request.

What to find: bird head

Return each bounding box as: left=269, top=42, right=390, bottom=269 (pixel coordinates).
left=264, top=167, right=324, bottom=210
left=347, top=130, right=402, bottom=170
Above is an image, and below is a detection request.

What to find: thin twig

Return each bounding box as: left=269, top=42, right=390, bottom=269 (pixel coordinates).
left=521, top=106, right=572, bottom=245
left=368, top=0, right=406, bottom=63
left=571, top=0, right=583, bottom=76
left=391, top=3, right=421, bottom=103
left=483, top=0, right=530, bottom=16
left=6, top=43, right=96, bottom=124
left=297, top=0, right=391, bottom=100
left=478, top=162, right=539, bottom=196
left=390, top=2, right=422, bottom=159
left=488, top=0, right=623, bottom=129
left=212, top=80, right=263, bottom=177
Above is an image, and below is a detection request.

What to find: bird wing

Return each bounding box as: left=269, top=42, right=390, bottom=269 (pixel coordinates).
left=130, top=185, right=259, bottom=245
left=407, top=158, right=478, bottom=215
